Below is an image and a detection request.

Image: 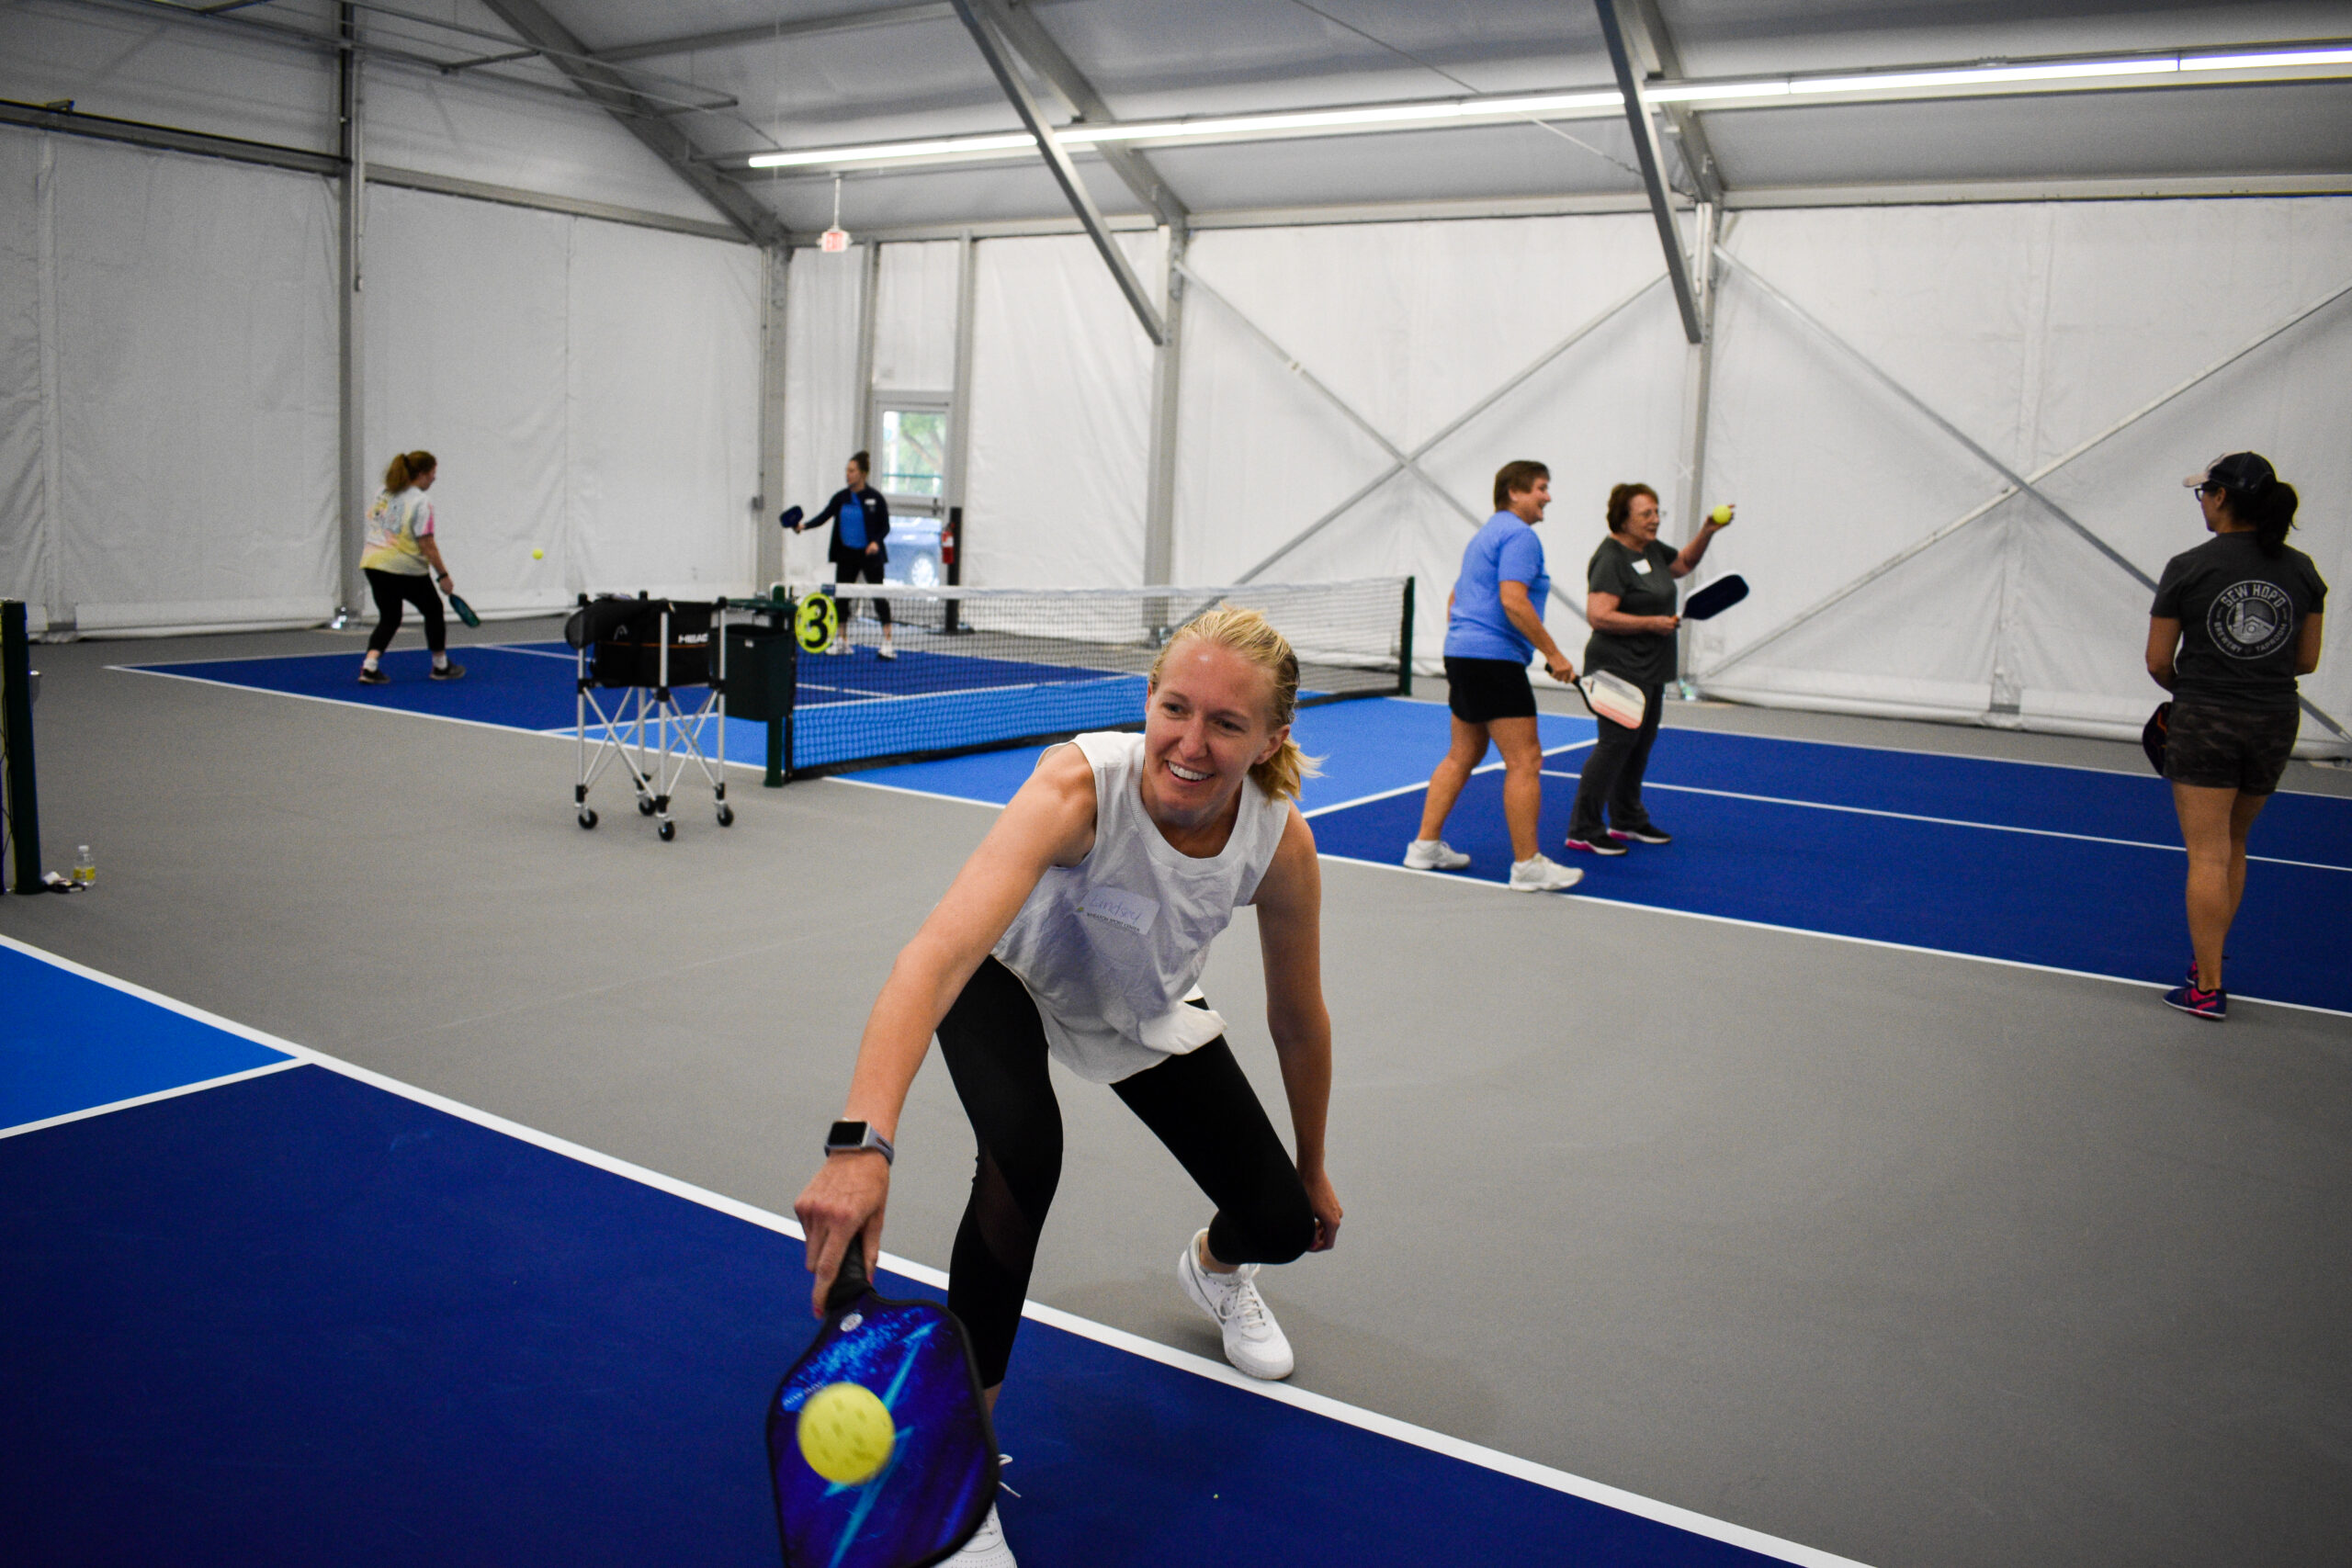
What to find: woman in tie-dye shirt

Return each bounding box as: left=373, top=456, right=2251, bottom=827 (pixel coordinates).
left=358, top=450, right=464, bottom=685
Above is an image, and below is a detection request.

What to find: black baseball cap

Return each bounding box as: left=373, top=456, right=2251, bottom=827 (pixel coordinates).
left=2183, top=451, right=2277, bottom=492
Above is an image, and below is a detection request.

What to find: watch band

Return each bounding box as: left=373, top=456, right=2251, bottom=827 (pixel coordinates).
left=823, top=1120, right=895, bottom=1166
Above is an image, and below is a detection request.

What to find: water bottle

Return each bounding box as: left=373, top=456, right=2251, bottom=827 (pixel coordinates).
left=73, top=844, right=94, bottom=887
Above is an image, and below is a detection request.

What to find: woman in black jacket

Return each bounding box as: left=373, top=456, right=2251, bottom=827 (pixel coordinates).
left=794, top=450, right=895, bottom=659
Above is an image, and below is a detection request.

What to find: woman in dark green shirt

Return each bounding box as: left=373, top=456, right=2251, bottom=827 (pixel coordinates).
left=1563, top=482, right=1728, bottom=855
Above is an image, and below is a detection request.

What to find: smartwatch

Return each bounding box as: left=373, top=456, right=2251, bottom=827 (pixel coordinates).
left=824, top=1119, right=895, bottom=1166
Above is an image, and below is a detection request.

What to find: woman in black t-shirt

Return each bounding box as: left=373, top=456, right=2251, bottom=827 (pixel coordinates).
left=2146, top=451, right=2328, bottom=1021
left=1564, top=483, right=1728, bottom=854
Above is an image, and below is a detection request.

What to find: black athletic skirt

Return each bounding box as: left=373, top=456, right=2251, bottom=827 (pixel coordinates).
left=1443, top=656, right=1537, bottom=724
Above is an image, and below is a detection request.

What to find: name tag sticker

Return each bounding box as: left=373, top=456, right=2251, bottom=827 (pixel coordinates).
left=1632, top=558, right=1653, bottom=575
left=1080, top=886, right=1160, bottom=934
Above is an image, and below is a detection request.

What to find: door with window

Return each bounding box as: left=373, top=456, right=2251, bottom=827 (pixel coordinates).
left=869, top=394, right=950, bottom=587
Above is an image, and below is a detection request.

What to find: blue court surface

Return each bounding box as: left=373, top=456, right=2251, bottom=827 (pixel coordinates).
left=852, top=702, right=2352, bottom=1018
left=1, top=938, right=1847, bottom=1568
left=113, top=643, right=2352, bottom=1014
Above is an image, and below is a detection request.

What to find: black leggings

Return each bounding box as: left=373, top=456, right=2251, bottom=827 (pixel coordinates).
left=936, top=955, right=1315, bottom=1388
left=1567, top=677, right=1665, bottom=837
left=364, top=568, right=446, bottom=655
left=834, top=555, right=890, bottom=627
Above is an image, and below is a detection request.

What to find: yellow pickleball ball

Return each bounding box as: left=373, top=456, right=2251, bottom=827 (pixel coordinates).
left=1709, top=504, right=1734, bottom=525
left=532, top=547, right=545, bottom=559
left=797, top=1382, right=895, bottom=1485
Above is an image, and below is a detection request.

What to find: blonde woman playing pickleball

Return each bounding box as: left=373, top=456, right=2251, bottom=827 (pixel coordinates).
left=1563, top=483, right=1728, bottom=855
left=794, top=606, right=1344, bottom=1568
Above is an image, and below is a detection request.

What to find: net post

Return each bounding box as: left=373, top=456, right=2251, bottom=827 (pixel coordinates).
left=2, top=600, right=41, bottom=893
left=1396, top=576, right=1415, bottom=697
left=944, top=505, right=963, bottom=635
left=766, top=584, right=789, bottom=787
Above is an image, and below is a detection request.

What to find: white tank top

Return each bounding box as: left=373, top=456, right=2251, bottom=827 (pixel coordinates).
left=991, top=731, right=1291, bottom=1084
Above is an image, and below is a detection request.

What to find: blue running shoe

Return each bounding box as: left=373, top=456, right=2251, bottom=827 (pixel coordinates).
left=2163, top=984, right=2226, bottom=1021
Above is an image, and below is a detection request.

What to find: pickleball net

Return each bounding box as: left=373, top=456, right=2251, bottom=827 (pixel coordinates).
left=762, top=577, right=1415, bottom=778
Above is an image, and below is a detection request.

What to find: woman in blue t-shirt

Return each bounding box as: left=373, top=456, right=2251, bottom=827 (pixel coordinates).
left=1404, top=459, right=1585, bottom=893
left=2146, top=451, right=2328, bottom=1021
left=794, top=450, right=896, bottom=659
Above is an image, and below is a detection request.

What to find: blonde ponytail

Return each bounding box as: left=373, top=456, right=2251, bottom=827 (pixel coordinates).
left=1147, top=604, right=1323, bottom=802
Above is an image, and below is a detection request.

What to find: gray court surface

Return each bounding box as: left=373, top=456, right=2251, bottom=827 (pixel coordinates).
left=6, top=618, right=2349, bottom=1568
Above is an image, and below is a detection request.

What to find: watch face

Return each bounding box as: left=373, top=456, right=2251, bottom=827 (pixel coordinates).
left=828, top=1120, right=867, bottom=1148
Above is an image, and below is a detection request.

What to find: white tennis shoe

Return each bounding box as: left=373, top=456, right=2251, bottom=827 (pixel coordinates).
left=1178, top=1229, right=1294, bottom=1380
left=1508, top=853, right=1583, bottom=892
left=943, top=1503, right=1014, bottom=1566
left=1402, top=838, right=1472, bottom=870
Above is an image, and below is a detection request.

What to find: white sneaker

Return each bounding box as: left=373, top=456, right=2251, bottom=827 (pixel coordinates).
left=1508, top=853, right=1583, bottom=892
left=943, top=1502, right=1015, bottom=1567
left=1402, top=838, right=1472, bottom=871
left=878, top=644, right=897, bottom=660
left=1178, top=1229, right=1294, bottom=1380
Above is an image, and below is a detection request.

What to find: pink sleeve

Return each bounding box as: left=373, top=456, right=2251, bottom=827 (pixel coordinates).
left=415, top=498, right=435, bottom=537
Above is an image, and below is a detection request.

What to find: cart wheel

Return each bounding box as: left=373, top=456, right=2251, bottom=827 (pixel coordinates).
left=578, top=808, right=598, bottom=829
left=638, top=795, right=656, bottom=816
left=658, top=819, right=676, bottom=841
left=717, top=805, right=735, bottom=827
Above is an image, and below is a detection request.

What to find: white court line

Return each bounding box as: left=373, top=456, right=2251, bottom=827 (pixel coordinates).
left=0, top=932, right=1869, bottom=1568
left=1303, top=739, right=1596, bottom=818
left=1, top=1058, right=306, bottom=1141
left=1312, top=853, right=2352, bottom=1021
left=1536, top=771, right=2352, bottom=873
left=113, top=666, right=571, bottom=742
left=476, top=643, right=576, bottom=662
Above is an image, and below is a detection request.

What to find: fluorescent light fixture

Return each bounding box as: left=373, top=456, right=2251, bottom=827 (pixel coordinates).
left=750, top=132, right=1033, bottom=169
left=2181, top=46, right=2352, bottom=71
left=747, top=42, right=2352, bottom=173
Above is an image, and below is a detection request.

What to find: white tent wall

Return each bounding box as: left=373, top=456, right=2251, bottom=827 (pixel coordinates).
left=962, top=231, right=1164, bottom=589
left=871, top=240, right=960, bottom=393
left=563, top=220, right=762, bottom=601
left=362, top=185, right=571, bottom=615
left=780, top=246, right=865, bottom=587
left=1172, top=215, right=1687, bottom=670
left=1701, top=199, right=2352, bottom=757
left=1, top=133, right=343, bottom=636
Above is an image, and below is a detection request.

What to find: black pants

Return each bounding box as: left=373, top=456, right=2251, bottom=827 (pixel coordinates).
left=936, top=955, right=1316, bottom=1388
left=364, top=568, right=446, bottom=655
left=833, top=554, right=890, bottom=627
left=1567, top=677, right=1665, bottom=838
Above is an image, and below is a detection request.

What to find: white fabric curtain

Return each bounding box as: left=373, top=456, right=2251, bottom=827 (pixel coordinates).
left=39, top=136, right=340, bottom=634
left=871, top=240, right=960, bottom=393
left=781, top=243, right=865, bottom=586
left=1174, top=215, right=1687, bottom=669
left=365, top=186, right=763, bottom=612
left=963, top=231, right=1163, bottom=588
left=1701, top=199, right=2352, bottom=755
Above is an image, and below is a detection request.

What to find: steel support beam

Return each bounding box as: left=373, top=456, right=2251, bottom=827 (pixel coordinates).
left=591, top=3, right=956, bottom=64
left=947, top=231, right=979, bottom=519
left=1596, top=0, right=1703, bottom=344
left=756, top=244, right=790, bottom=592
left=336, top=3, right=368, bottom=621
left=852, top=241, right=881, bottom=453
left=1143, top=226, right=1188, bottom=584
left=475, top=0, right=784, bottom=245
left=976, top=0, right=1187, bottom=229
left=949, top=0, right=1165, bottom=344
left=1708, top=252, right=2352, bottom=739
left=1674, top=202, right=1720, bottom=682
left=1626, top=0, right=1722, bottom=203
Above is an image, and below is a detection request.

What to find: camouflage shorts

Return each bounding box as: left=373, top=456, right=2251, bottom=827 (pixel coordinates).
left=2164, top=701, right=2299, bottom=795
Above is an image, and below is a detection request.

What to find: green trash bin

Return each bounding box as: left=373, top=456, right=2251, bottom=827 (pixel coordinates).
left=725, top=619, right=795, bottom=723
